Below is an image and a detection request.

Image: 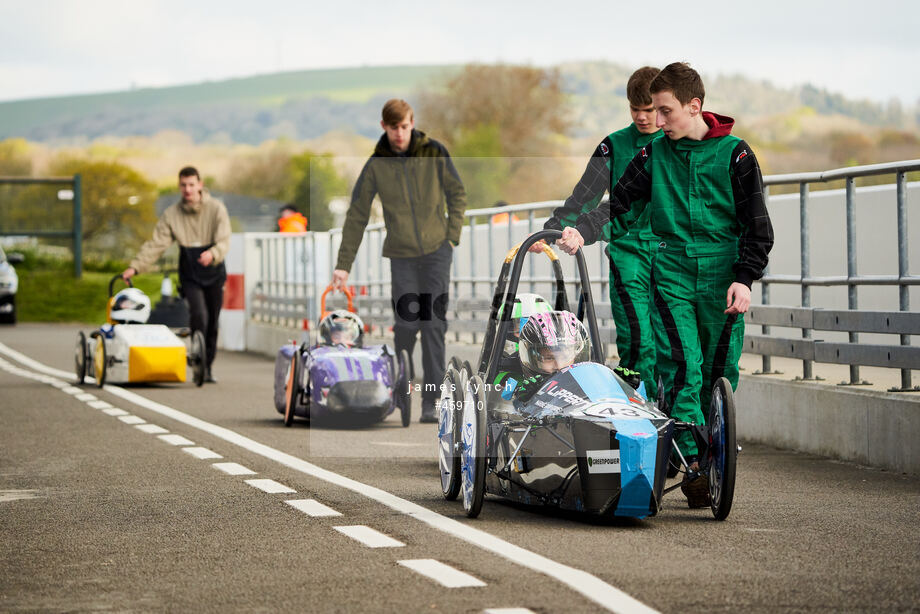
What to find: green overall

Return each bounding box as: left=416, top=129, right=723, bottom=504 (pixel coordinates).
left=555, top=124, right=660, bottom=394
left=648, top=135, right=746, bottom=456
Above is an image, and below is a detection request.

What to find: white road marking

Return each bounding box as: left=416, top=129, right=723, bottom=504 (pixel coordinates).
left=102, top=408, right=129, bottom=416
left=245, top=479, right=296, bottom=494
left=0, top=342, right=659, bottom=614
left=88, top=400, right=113, bottom=409
left=75, top=393, right=98, bottom=402
left=334, top=525, right=405, bottom=548
left=0, top=489, right=42, bottom=503
left=212, top=462, right=256, bottom=476
left=484, top=609, right=537, bottom=614
left=118, top=415, right=146, bottom=425
left=61, top=386, right=82, bottom=394
left=135, top=424, right=170, bottom=434
left=158, top=434, right=195, bottom=446
left=285, top=499, right=342, bottom=517
left=398, top=559, right=485, bottom=587
left=369, top=441, right=431, bottom=447
left=50, top=380, right=70, bottom=388
left=182, top=447, right=222, bottom=460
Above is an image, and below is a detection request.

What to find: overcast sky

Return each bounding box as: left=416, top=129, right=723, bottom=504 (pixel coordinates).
left=1, top=0, right=918, bottom=105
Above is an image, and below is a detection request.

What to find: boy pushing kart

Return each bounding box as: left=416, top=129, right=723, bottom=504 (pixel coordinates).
left=555, top=62, right=774, bottom=507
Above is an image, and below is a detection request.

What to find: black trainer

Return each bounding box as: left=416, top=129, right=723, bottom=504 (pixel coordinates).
left=419, top=401, right=437, bottom=423
left=681, top=472, right=711, bottom=509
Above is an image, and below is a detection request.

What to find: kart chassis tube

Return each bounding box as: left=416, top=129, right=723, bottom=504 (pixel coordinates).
left=482, top=230, right=605, bottom=387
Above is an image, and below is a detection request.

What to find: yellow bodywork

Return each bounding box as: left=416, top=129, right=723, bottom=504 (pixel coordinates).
left=128, top=346, right=187, bottom=382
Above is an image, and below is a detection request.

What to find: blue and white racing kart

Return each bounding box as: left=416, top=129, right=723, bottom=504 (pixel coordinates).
left=437, top=230, right=738, bottom=521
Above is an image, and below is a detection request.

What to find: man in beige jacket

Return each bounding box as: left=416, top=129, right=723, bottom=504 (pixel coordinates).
left=122, top=166, right=231, bottom=383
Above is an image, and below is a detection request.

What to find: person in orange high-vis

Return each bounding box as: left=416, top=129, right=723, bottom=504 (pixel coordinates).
left=278, top=204, right=308, bottom=232
left=489, top=200, right=520, bottom=225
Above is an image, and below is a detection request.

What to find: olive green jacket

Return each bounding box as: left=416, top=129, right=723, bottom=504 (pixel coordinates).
left=335, top=130, right=467, bottom=272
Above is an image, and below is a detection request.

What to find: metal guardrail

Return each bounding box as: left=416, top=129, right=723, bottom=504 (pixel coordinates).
left=251, top=159, right=919, bottom=391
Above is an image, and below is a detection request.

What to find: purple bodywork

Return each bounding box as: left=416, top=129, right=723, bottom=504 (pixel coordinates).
left=274, top=342, right=399, bottom=421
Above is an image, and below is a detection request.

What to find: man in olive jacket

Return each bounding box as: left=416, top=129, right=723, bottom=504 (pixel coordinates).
left=333, top=99, right=467, bottom=423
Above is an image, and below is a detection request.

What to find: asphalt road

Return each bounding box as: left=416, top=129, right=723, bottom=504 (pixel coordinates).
left=1, top=323, right=918, bottom=613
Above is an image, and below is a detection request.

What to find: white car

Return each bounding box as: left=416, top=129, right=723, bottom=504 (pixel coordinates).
left=0, top=246, right=23, bottom=324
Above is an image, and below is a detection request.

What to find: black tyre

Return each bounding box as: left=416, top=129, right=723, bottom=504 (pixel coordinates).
left=397, top=349, right=412, bottom=427
left=91, top=332, right=107, bottom=388
left=190, top=330, right=206, bottom=387
left=449, top=356, right=463, bottom=374
left=74, top=332, right=87, bottom=385
left=459, top=374, right=487, bottom=518
left=0, top=297, right=15, bottom=324
left=438, top=367, right=462, bottom=500
left=708, top=377, right=737, bottom=520
left=284, top=351, right=302, bottom=427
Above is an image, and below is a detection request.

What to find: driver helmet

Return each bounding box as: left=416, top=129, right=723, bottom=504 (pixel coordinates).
left=319, top=310, right=364, bottom=347
left=110, top=287, right=151, bottom=324
left=519, top=311, right=590, bottom=377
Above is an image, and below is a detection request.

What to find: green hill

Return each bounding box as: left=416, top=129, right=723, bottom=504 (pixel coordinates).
left=0, top=61, right=914, bottom=145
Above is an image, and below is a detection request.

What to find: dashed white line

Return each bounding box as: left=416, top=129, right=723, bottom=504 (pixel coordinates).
left=334, top=525, right=405, bottom=548
left=102, top=407, right=129, bottom=416
left=398, top=559, right=486, bottom=587
left=88, top=400, right=113, bottom=410
left=135, top=424, right=170, bottom=434
left=182, top=447, right=222, bottom=460
left=118, top=415, right=146, bottom=425
left=158, top=434, right=195, bottom=446
left=61, top=386, right=82, bottom=394
left=212, top=462, right=256, bottom=476
left=484, top=609, right=537, bottom=614
left=285, top=499, right=342, bottom=517
left=244, top=479, right=296, bottom=494
left=75, top=393, right=98, bottom=402
left=0, top=342, right=659, bottom=614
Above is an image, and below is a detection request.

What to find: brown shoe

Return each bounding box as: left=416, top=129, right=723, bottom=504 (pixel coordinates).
left=681, top=473, right=711, bottom=509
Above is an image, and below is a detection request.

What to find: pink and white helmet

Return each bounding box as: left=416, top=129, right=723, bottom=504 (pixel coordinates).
left=519, top=311, right=590, bottom=376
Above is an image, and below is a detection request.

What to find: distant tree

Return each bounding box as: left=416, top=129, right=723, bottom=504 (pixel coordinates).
left=288, top=152, right=347, bottom=232
left=29, top=158, right=158, bottom=258
left=0, top=138, right=33, bottom=176
left=419, top=64, right=569, bottom=156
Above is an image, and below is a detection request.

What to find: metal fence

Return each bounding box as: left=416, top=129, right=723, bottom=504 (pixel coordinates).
left=250, top=160, right=920, bottom=391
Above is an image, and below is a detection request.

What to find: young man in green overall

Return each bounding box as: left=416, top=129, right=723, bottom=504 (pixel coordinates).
left=555, top=62, right=774, bottom=507
left=541, top=66, right=661, bottom=395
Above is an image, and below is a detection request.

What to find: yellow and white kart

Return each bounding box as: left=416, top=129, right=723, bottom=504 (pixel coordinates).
left=74, top=275, right=206, bottom=388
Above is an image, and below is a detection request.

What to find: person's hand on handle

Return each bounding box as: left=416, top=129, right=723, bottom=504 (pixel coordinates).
left=725, top=282, right=751, bottom=315
left=332, top=269, right=349, bottom=290
left=527, top=239, right=547, bottom=253
left=556, top=227, right=585, bottom=256
left=121, top=267, right=136, bottom=282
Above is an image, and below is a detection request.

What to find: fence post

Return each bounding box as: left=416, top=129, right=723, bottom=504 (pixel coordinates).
left=72, top=173, right=82, bottom=279
left=894, top=171, right=915, bottom=391
left=844, top=176, right=866, bottom=385
left=799, top=182, right=815, bottom=380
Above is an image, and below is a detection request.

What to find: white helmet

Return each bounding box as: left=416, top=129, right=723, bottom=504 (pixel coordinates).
left=110, top=287, right=151, bottom=324
left=519, top=311, right=590, bottom=376
left=319, top=310, right=364, bottom=347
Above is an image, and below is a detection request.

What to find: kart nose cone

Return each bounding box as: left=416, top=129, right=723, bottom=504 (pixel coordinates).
left=325, top=380, right=390, bottom=412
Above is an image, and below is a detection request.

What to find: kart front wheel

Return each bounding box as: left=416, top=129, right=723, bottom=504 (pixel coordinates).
left=74, top=332, right=88, bottom=385
left=284, top=351, right=302, bottom=427
left=708, top=377, right=737, bottom=520
left=397, top=349, right=411, bottom=427
left=460, top=374, right=487, bottom=518
left=91, top=332, right=107, bottom=388
left=438, top=367, right=463, bottom=500
left=190, top=330, right=206, bottom=387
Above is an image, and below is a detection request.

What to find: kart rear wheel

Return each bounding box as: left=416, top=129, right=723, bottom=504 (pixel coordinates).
left=438, top=367, right=463, bottom=500
left=74, top=332, right=88, bottom=385
left=190, top=330, right=206, bottom=387
left=449, top=356, right=463, bottom=374
left=397, top=349, right=412, bottom=427
left=708, top=377, right=737, bottom=520
left=284, top=351, right=302, bottom=427
left=91, top=332, right=107, bottom=388
left=460, top=374, right=487, bottom=518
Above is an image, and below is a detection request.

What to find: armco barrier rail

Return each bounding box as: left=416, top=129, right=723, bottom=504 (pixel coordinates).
left=249, top=159, right=919, bottom=391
